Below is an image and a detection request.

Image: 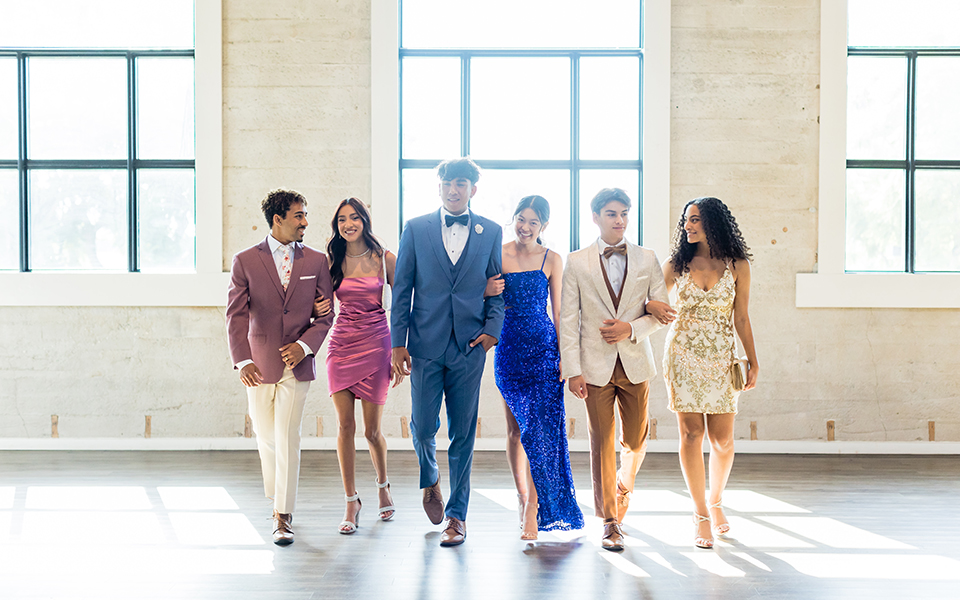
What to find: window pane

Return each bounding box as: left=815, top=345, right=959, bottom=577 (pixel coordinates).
left=846, top=56, right=906, bottom=161
left=580, top=57, right=640, bottom=160
left=402, top=58, right=460, bottom=159
left=916, top=57, right=960, bottom=161
left=845, top=169, right=905, bottom=272
left=0, top=0, right=194, bottom=49
left=401, top=169, right=440, bottom=227
left=0, top=170, right=17, bottom=270
left=28, top=58, right=127, bottom=160
left=915, top=170, right=960, bottom=272
left=474, top=170, right=571, bottom=255
left=402, top=0, right=639, bottom=49
left=139, top=169, right=195, bottom=273
left=0, top=59, right=16, bottom=160
left=138, top=59, right=195, bottom=160
left=471, top=58, right=569, bottom=160
left=579, top=170, right=640, bottom=249
left=849, top=0, right=960, bottom=47
left=30, top=170, right=127, bottom=271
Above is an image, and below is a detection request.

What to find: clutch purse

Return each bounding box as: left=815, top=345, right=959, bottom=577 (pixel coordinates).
left=730, top=358, right=749, bottom=392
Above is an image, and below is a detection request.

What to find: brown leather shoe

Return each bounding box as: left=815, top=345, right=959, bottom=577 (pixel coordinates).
left=422, top=477, right=445, bottom=525
left=601, top=520, right=624, bottom=552
left=439, top=516, right=466, bottom=547
left=273, top=511, right=294, bottom=546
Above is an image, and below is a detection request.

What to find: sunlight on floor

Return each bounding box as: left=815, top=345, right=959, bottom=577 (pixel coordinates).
left=759, top=516, right=916, bottom=549
left=169, top=512, right=265, bottom=546
left=25, top=486, right=152, bottom=510
left=0, top=487, right=13, bottom=510
left=158, top=486, right=240, bottom=510
left=768, top=553, right=960, bottom=580
left=22, top=511, right=166, bottom=544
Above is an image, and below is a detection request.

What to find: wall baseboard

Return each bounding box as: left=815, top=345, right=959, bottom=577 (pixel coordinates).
left=2, top=438, right=959, bottom=454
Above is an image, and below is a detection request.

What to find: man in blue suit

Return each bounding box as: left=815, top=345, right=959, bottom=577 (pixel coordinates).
left=391, top=157, right=505, bottom=547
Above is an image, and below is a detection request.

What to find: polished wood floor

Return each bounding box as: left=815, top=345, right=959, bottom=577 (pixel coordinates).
left=1, top=450, right=959, bottom=599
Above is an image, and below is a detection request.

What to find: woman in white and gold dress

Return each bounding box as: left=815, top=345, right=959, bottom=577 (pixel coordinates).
left=647, top=196, right=759, bottom=550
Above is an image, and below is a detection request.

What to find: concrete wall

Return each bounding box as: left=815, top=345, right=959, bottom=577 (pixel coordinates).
left=2, top=0, right=958, bottom=442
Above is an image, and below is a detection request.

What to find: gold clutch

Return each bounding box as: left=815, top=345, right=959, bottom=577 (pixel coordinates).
left=731, top=359, right=749, bottom=392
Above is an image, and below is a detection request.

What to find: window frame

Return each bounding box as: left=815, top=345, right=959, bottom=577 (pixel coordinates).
left=0, top=0, right=224, bottom=306
left=796, top=0, right=960, bottom=308
left=372, top=0, right=671, bottom=260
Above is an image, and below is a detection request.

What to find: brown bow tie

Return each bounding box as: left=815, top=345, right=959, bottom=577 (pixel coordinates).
left=602, top=244, right=627, bottom=258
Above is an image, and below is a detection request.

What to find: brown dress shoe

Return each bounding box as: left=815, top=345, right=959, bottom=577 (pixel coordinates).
left=601, top=520, right=624, bottom=552
left=439, top=517, right=466, bottom=547
left=422, top=477, right=445, bottom=525
left=273, top=511, right=294, bottom=546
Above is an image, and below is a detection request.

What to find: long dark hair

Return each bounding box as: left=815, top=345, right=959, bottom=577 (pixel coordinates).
left=513, top=195, right=550, bottom=245
left=670, top=196, right=752, bottom=274
left=327, top=197, right=384, bottom=291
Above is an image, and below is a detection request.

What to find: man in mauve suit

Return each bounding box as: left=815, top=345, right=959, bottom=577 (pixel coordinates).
left=560, top=187, right=671, bottom=552
left=391, top=157, right=505, bottom=547
left=226, top=189, right=334, bottom=546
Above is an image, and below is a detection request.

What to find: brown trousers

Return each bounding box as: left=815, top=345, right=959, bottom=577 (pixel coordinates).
left=584, top=357, right=650, bottom=521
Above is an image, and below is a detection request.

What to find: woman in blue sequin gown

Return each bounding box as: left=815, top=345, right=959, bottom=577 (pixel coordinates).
left=489, top=195, right=584, bottom=540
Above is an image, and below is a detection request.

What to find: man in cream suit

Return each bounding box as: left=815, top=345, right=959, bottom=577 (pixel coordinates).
left=560, top=187, right=672, bottom=552
left=226, top=189, right=334, bottom=546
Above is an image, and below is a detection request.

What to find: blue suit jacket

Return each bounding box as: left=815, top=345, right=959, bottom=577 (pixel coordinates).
left=390, top=209, right=505, bottom=360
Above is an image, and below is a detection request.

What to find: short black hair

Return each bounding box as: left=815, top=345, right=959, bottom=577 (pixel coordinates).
left=590, top=187, right=632, bottom=214
left=437, top=156, right=481, bottom=184
left=261, top=189, right=307, bottom=227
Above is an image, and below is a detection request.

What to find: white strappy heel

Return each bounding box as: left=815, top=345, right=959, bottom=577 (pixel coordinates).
left=339, top=493, right=361, bottom=534
left=693, top=513, right=714, bottom=549
left=376, top=479, right=396, bottom=521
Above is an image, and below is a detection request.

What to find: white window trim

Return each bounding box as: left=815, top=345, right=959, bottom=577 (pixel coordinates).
left=0, top=0, right=227, bottom=307
left=370, top=0, right=672, bottom=261
left=796, top=0, right=960, bottom=309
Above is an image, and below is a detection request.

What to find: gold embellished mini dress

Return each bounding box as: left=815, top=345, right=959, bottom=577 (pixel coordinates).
left=663, top=267, right=740, bottom=414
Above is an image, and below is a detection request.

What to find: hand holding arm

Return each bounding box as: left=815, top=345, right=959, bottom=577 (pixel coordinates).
left=484, top=274, right=504, bottom=298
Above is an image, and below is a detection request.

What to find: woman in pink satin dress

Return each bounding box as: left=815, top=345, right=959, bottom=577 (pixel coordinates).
left=316, top=197, right=397, bottom=534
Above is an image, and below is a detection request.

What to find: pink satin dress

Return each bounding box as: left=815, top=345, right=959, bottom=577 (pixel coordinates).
left=325, top=276, right=391, bottom=404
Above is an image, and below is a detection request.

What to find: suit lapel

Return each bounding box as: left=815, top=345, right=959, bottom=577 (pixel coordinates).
left=617, top=243, right=640, bottom=319
left=283, top=243, right=305, bottom=306
left=257, top=240, right=285, bottom=299
left=588, top=242, right=617, bottom=316
left=426, top=210, right=455, bottom=285
left=453, top=211, right=483, bottom=289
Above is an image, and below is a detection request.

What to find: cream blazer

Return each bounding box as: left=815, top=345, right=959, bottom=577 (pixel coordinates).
left=560, top=240, right=669, bottom=386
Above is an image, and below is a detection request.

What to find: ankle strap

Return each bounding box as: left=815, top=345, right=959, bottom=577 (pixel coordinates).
left=376, top=479, right=390, bottom=489
left=346, top=492, right=360, bottom=502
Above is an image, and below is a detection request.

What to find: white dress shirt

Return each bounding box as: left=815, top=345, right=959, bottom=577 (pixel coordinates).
left=440, top=207, right=470, bottom=266
left=598, top=238, right=636, bottom=342
left=235, top=236, right=313, bottom=371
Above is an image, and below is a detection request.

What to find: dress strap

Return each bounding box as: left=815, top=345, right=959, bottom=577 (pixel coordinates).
left=540, top=249, right=549, bottom=271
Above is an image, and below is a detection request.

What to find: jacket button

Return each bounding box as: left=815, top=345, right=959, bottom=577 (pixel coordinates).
left=283, top=309, right=289, bottom=314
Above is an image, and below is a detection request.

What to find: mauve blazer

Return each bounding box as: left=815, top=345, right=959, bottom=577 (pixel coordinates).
left=226, top=239, right=334, bottom=384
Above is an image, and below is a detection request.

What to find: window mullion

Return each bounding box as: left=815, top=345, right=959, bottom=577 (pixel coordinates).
left=905, top=51, right=917, bottom=274
left=127, top=53, right=138, bottom=272
left=570, top=53, right=579, bottom=252
left=17, top=52, right=29, bottom=272
left=461, top=54, right=470, bottom=158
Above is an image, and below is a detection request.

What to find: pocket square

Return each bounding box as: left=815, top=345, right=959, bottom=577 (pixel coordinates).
left=300, top=275, right=316, bottom=280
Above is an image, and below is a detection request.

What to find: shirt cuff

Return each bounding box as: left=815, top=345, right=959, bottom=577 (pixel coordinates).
left=629, top=322, right=637, bottom=342
left=296, top=340, right=314, bottom=356
left=235, top=359, right=254, bottom=371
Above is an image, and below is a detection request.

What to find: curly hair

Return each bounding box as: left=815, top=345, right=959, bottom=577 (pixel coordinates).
left=670, top=196, right=752, bottom=274
left=261, top=189, right=307, bottom=228
left=327, top=197, right=384, bottom=291
left=437, top=156, right=481, bottom=184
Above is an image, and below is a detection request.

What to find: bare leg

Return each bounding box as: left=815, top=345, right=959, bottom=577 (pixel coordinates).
left=677, top=412, right=711, bottom=545
left=503, top=401, right=538, bottom=538
left=361, top=399, right=394, bottom=519
left=705, top=413, right=736, bottom=534
left=332, top=390, right=360, bottom=527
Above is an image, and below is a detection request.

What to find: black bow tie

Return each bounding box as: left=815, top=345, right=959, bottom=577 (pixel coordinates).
left=445, top=213, right=469, bottom=228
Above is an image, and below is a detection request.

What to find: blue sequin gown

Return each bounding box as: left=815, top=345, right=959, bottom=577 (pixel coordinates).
left=494, top=259, right=584, bottom=531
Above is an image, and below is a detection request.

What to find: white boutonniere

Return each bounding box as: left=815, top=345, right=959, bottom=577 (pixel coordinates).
left=475, top=223, right=483, bottom=234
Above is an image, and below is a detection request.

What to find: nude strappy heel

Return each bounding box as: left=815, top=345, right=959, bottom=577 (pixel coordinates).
left=339, top=493, right=361, bottom=534
left=710, top=499, right=730, bottom=536
left=693, top=513, right=714, bottom=549
left=376, top=479, right=396, bottom=521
